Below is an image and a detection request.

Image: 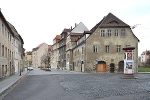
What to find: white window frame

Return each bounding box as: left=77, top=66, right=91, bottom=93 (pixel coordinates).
left=115, top=29, right=118, bottom=36
left=117, top=45, right=121, bottom=52
left=106, top=45, right=109, bottom=53
left=100, top=30, right=105, bottom=37
left=121, top=29, right=125, bottom=36
left=93, top=45, right=98, bottom=53
left=108, top=30, right=111, bottom=37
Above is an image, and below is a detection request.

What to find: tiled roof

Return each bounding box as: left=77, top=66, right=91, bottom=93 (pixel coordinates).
left=62, top=28, right=71, bottom=33
left=99, top=13, right=130, bottom=28
left=141, top=50, right=150, bottom=55
left=48, top=45, right=52, bottom=51
left=32, top=43, right=44, bottom=51
left=90, top=13, right=130, bottom=33
left=55, top=35, right=61, bottom=39
left=26, top=51, right=32, bottom=55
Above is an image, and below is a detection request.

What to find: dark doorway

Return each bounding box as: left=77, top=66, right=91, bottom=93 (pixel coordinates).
left=110, top=63, right=115, bottom=73
left=72, top=62, right=74, bottom=71
left=81, top=61, right=84, bottom=72
left=118, top=61, right=124, bottom=73
left=10, top=62, right=11, bottom=75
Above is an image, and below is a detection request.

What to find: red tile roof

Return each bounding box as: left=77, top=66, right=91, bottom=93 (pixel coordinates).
left=55, top=35, right=61, bottom=39
left=141, top=50, right=150, bottom=55
left=26, top=51, right=32, bottom=55
left=32, top=43, right=44, bottom=51
left=48, top=45, right=53, bottom=51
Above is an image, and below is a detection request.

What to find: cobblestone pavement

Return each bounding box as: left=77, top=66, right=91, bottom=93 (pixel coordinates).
left=57, top=73, right=150, bottom=100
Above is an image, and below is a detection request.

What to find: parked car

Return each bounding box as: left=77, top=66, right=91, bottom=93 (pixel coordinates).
left=27, top=66, right=33, bottom=71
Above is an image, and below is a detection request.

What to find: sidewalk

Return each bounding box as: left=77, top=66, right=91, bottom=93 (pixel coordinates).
left=0, top=69, right=28, bottom=96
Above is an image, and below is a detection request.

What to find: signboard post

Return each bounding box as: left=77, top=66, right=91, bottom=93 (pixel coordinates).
left=122, top=47, right=137, bottom=79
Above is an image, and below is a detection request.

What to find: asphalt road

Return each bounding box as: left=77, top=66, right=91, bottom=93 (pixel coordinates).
left=2, top=68, right=150, bottom=100
left=2, top=68, right=91, bottom=100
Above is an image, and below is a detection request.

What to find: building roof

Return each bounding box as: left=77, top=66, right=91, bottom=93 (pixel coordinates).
left=32, top=43, right=45, bottom=51
left=0, top=10, right=14, bottom=36
left=26, top=51, right=32, bottom=55
left=53, top=35, right=61, bottom=40
left=71, top=22, right=89, bottom=33
left=90, top=12, right=139, bottom=42
left=61, top=28, right=71, bottom=34
left=7, top=22, right=24, bottom=44
left=55, top=35, right=61, bottom=39
left=48, top=45, right=53, bottom=51
left=99, top=13, right=130, bottom=28
left=141, top=50, right=150, bottom=55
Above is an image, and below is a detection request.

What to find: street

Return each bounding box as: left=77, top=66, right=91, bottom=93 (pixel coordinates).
left=2, top=68, right=150, bottom=100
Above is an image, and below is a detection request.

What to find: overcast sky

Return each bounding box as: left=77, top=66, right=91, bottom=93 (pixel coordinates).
left=0, top=0, right=150, bottom=56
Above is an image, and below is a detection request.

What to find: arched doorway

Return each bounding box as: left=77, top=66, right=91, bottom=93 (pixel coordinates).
left=110, top=63, right=115, bottom=73
left=96, top=61, right=106, bottom=72
left=118, top=61, right=124, bottom=73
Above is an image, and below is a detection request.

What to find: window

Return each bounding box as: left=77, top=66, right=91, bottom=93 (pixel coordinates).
left=108, top=30, right=111, bottom=37
left=5, top=28, right=7, bottom=36
left=12, top=52, right=13, bottom=59
left=2, top=45, right=4, bottom=56
left=115, top=29, right=118, bottom=36
left=117, top=45, right=121, bottom=52
left=2, top=24, right=4, bottom=34
left=10, top=51, right=11, bottom=58
left=101, top=30, right=105, bottom=37
left=121, top=29, right=125, bottom=36
left=8, top=49, right=9, bottom=58
left=10, top=35, right=11, bottom=41
left=8, top=32, right=9, bottom=40
left=67, top=54, right=69, bottom=59
left=75, top=51, right=77, bottom=56
left=82, top=47, right=84, bottom=54
left=106, top=45, right=109, bottom=53
left=93, top=45, right=98, bottom=53
left=5, top=47, right=7, bottom=57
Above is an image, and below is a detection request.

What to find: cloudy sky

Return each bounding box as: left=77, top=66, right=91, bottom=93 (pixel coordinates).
left=0, top=0, right=150, bottom=55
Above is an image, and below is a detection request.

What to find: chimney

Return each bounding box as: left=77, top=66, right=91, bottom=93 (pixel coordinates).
left=75, top=23, right=77, bottom=27
left=71, top=26, right=72, bottom=30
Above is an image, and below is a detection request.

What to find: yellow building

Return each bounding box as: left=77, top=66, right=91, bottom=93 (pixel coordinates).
left=25, top=51, right=32, bottom=68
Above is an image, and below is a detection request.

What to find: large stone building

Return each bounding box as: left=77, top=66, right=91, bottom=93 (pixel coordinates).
left=51, top=13, right=139, bottom=73
left=140, top=50, right=150, bottom=66
left=25, top=51, right=32, bottom=68
left=8, top=22, right=24, bottom=74
left=51, top=35, right=60, bottom=69
left=58, top=29, right=71, bottom=70
left=32, top=43, right=48, bottom=68
left=72, top=31, right=91, bottom=72
left=83, top=13, right=139, bottom=73
left=0, top=10, right=24, bottom=78
left=66, top=22, right=89, bottom=71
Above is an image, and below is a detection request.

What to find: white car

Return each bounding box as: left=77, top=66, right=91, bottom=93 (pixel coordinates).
left=27, top=67, right=33, bottom=71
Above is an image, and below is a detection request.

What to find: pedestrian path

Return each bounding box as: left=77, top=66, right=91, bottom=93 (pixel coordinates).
left=0, top=69, right=28, bottom=96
